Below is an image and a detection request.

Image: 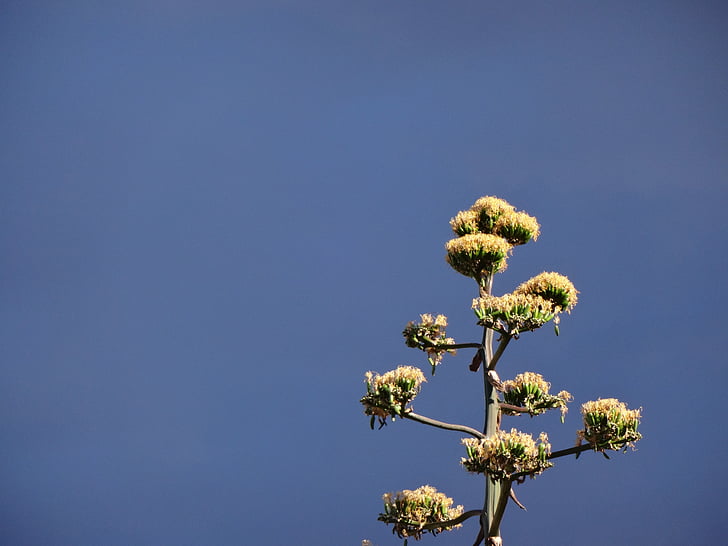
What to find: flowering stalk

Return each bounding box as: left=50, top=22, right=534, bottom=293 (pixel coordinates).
left=359, top=195, right=641, bottom=545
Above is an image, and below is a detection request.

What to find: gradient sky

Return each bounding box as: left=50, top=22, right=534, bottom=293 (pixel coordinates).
left=2, top=2, right=727, bottom=545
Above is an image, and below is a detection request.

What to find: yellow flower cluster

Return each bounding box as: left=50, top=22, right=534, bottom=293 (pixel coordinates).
left=461, top=428, right=552, bottom=480
left=450, top=196, right=539, bottom=244
left=577, top=398, right=642, bottom=451
left=501, top=372, right=573, bottom=421
left=503, top=371, right=550, bottom=393
left=446, top=196, right=540, bottom=281
left=379, top=485, right=464, bottom=540
left=515, top=272, right=578, bottom=312
left=449, top=209, right=480, bottom=236
left=361, top=366, right=426, bottom=427
left=423, top=313, right=446, bottom=327
left=402, top=314, right=456, bottom=373
left=472, top=293, right=556, bottom=336
left=471, top=196, right=516, bottom=232
left=494, top=211, right=541, bottom=244
left=445, top=234, right=512, bottom=278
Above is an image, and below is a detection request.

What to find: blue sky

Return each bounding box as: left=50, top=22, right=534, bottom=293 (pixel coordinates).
left=1, top=2, right=727, bottom=545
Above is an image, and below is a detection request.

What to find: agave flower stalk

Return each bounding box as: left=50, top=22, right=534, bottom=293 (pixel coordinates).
left=359, top=195, right=641, bottom=545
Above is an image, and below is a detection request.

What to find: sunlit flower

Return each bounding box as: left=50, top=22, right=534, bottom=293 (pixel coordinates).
left=445, top=234, right=511, bottom=279
left=505, top=371, right=550, bottom=393
left=577, top=398, right=642, bottom=451
left=514, top=272, right=578, bottom=312
left=379, top=485, right=464, bottom=540
left=501, top=372, right=573, bottom=421
left=450, top=209, right=480, bottom=236
left=470, top=196, right=516, bottom=232
left=494, top=210, right=540, bottom=245
left=472, top=293, right=555, bottom=336
left=403, top=314, right=456, bottom=374
left=361, top=366, right=427, bottom=428
left=461, top=428, right=552, bottom=480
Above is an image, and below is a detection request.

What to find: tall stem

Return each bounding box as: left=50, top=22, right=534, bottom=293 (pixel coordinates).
left=488, top=480, right=512, bottom=537
left=479, top=274, right=502, bottom=543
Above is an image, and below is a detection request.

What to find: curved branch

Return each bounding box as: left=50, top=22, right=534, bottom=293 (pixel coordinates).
left=487, top=335, right=511, bottom=370
left=435, top=342, right=483, bottom=350
left=419, top=338, right=482, bottom=351
left=405, top=411, right=486, bottom=439
left=498, top=403, right=531, bottom=414
left=421, top=509, right=483, bottom=531
left=508, top=443, right=597, bottom=481
left=547, top=443, right=594, bottom=460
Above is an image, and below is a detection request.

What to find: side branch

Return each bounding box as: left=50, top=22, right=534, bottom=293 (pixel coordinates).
left=487, top=335, right=511, bottom=370
left=421, top=509, right=483, bottom=531
left=509, top=444, right=598, bottom=481
left=405, top=412, right=486, bottom=439
left=421, top=341, right=483, bottom=350
left=547, top=444, right=595, bottom=460
left=498, top=403, right=531, bottom=414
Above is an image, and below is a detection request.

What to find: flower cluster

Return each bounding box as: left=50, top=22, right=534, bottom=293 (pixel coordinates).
left=472, top=293, right=556, bottom=336
left=501, top=372, right=573, bottom=422
left=450, top=196, right=540, bottom=243
left=446, top=196, right=540, bottom=281
left=361, top=366, right=426, bottom=428
left=378, top=485, right=464, bottom=540
left=402, top=314, right=456, bottom=373
left=449, top=209, right=480, bottom=236
left=461, top=429, right=552, bottom=480
left=494, top=211, right=541, bottom=245
left=514, top=272, right=578, bottom=313
left=470, top=196, right=515, bottom=231
left=445, top=234, right=511, bottom=278
left=577, top=398, right=642, bottom=451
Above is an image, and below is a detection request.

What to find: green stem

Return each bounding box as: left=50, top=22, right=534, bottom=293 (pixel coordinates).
left=405, top=411, right=485, bottom=439
left=488, top=480, right=512, bottom=537
left=478, top=274, right=502, bottom=544
left=481, top=276, right=496, bottom=434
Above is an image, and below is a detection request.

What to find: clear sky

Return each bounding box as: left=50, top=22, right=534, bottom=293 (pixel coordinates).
left=2, top=2, right=727, bottom=545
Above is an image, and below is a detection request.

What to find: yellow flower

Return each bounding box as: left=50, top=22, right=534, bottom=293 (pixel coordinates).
left=503, top=371, right=550, bottom=394
left=403, top=314, right=455, bottom=373
left=472, top=293, right=555, bottom=335
left=418, top=313, right=448, bottom=328
left=471, top=196, right=516, bottom=232
left=361, top=366, right=427, bottom=426
left=445, top=234, right=511, bottom=279
left=494, top=210, right=540, bottom=245
left=577, top=398, right=642, bottom=451
left=450, top=209, right=480, bottom=236
left=514, top=272, right=578, bottom=312
left=461, top=428, right=552, bottom=480
left=501, top=372, right=572, bottom=421
left=367, top=366, right=426, bottom=392
left=379, top=485, right=464, bottom=540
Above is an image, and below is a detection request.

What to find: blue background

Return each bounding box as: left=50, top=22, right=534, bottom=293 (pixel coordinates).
left=2, top=2, right=726, bottom=545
